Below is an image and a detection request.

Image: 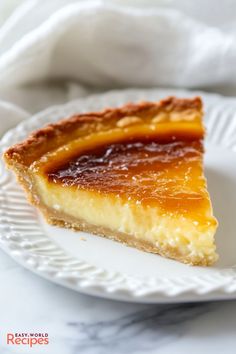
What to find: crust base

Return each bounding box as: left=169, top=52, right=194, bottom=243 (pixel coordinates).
left=42, top=207, right=215, bottom=266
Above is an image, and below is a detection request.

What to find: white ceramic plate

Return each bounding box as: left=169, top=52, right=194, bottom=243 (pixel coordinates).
left=1, top=88, right=236, bottom=303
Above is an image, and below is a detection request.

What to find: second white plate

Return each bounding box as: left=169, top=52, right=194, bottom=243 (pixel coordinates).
left=1, top=88, right=236, bottom=303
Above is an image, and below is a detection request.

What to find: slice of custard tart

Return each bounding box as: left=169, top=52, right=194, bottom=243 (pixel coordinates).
left=4, top=97, right=218, bottom=266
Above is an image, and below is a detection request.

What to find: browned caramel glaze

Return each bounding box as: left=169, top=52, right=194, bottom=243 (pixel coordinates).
left=46, top=138, right=209, bottom=219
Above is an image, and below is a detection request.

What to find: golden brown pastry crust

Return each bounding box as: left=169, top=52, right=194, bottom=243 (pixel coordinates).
left=4, top=96, right=203, bottom=167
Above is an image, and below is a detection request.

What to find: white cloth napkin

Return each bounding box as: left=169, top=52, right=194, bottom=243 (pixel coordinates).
left=1, top=0, right=236, bottom=136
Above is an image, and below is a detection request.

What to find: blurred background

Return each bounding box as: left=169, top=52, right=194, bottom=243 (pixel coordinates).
left=1, top=0, right=236, bottom=119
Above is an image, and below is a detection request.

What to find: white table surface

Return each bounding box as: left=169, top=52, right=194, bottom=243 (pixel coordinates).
left=0, top=246, right=236, bottom=354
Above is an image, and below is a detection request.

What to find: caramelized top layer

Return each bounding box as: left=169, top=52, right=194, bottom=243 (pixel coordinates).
left=5, top=96, right=210, bottom=221
left=46, top=137, right=210, bottom=219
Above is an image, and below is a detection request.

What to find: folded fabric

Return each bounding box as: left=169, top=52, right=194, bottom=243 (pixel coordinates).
left=1, top=0, right=236, bottom=91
